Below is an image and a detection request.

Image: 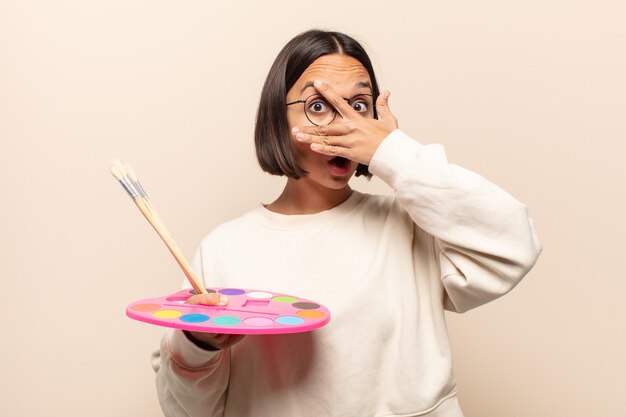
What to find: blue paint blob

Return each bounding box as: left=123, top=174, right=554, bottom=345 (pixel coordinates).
left=180, top=314, right=210, bottom=323
left=276, top=316, right=305, bottom=325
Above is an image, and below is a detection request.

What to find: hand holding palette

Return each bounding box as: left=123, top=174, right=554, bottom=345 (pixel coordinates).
left=127, top=287, right=331, bottom=334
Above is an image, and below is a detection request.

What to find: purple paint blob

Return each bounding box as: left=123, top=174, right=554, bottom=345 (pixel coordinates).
left=219, top=288, right=246, bottom=296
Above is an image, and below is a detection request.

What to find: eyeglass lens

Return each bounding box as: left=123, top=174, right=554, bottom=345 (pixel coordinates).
left=304, top=94, right=374, bottom=126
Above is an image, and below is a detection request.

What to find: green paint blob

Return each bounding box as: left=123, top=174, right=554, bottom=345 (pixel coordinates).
left=212, top=316, right=241, bottom=326
left=272, top=296, right=299, bottom=303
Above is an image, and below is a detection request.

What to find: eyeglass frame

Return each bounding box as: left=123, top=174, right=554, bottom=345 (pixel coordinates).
left=285, top=93, right=374, bottom=126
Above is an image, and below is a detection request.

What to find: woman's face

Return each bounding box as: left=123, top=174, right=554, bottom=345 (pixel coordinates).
left=286, top=54, right=374, bottom=190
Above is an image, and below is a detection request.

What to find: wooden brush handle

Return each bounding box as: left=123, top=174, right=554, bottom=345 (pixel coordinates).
left=134, top=198, right=207, bottom=295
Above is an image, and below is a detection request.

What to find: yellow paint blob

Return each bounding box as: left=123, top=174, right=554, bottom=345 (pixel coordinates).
left=153, top=310, right=183, bottom=319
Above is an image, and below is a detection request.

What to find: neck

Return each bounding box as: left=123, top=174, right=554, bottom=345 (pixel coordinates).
left=266, top=179, right=353, bottom=215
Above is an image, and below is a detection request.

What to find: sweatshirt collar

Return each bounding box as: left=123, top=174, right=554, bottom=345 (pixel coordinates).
left=254, top=191, right=365, bottom=230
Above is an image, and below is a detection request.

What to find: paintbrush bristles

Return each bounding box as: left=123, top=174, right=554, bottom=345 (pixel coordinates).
left=123, top=163, right=148, bottom=198
left=110, top=164, right=125, bottom=181
left=114, top=160, right=167, bottom=234
left=123, top=163, right=137, bottom=181
left=110, top=159, right=125, bottom=176
left=110, top=160, right=146, bottom=200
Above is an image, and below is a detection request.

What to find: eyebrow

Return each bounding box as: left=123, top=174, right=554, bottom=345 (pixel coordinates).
left=299, top=80, right=373, bottom=95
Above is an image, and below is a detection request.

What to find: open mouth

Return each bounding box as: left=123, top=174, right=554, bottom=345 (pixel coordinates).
left=328, top=156, right=349, bottom=168
left=327, top=156, right=352, bottom=176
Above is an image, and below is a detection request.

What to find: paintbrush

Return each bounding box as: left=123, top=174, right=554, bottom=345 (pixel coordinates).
left=110, top=160, right=207, bottom=295
left=119, top=160, right=169, bottom=238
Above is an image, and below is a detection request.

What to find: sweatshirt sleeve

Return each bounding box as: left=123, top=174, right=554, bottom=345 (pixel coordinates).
left=369, top=129, right=542, bottom=313
left=151, top=245, right=231, bottom=416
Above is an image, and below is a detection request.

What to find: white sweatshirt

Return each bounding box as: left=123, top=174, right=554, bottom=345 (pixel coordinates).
left=152, top=130, right=542, bottom=417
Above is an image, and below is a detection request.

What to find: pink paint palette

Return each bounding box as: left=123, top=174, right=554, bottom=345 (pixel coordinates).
left=126, top=287, right=331, bottom=334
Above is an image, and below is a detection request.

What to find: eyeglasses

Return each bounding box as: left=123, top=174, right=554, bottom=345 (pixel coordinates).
left=286, top=93, right=374, bottom=126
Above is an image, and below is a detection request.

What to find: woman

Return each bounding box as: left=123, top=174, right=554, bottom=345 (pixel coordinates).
left=152, top=29, right=542, bottom=417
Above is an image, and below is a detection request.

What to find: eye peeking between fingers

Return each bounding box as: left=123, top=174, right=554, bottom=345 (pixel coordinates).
left=349, top=94, right=373, bottom=115
left=307, top=96, right=332, bottom=117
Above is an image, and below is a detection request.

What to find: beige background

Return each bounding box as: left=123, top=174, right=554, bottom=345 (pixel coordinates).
left=1, top=0, right=625, bottom=416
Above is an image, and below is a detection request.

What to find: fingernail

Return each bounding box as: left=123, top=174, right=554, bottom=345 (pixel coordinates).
left=296, top=133, right=305, bottom=141
left=314, top=80, right=323, bottom=88
left=291, top=127, right=300, bottom=133
left=311, top=143, right=322, bottom=150
left=219, top=295, right=229, bottom=305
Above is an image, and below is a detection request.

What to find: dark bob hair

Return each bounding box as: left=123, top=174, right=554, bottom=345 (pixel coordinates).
left=255, top=29, right=380, bottom=179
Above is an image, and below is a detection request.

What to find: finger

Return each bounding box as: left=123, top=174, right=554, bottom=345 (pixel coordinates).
left=315, top=124, right=327, bottom=136
left=295, top=131, right=347, bottom=148
left=375, top=91, right=393, bottom=121
left=313, top=80, right=358, bottom=119
left=310, top=143, right=349, bottom=158
left=293, top=124, right=350, bottom=137
left=185, top=293, right=229, bottom=306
